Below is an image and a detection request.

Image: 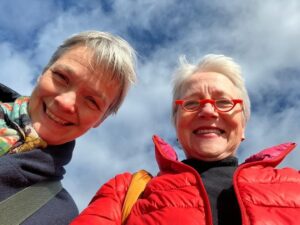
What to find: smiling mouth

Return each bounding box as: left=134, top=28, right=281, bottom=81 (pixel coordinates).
left=193, top=128, right=225, bottom=135
left=43, top=103, right=74, bottom=126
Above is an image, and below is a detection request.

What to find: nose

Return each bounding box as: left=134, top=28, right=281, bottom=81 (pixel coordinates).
left=54, top=91, right=77, bottom=113
left=197, top=102, right=218, bottom=119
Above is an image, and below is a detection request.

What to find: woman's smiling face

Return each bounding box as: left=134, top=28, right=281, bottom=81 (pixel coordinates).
left=29, top=46, right=120, bottom=145
left=175, top=72, right=245, bottom=161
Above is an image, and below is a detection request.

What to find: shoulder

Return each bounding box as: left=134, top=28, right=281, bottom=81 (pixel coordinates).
left=144, top=170, right=196, bottom=195
left=238, top=142, right=299, bottom=183
left=22, top=188, right=79, bottom=225
left=71, top=172, right=133, bottom=224
left=91, top=172, right=133, bottom=202
left=236, top=145, right=300, bottom=187
left=0, top=143, right=75, bottom=199
left=236, top=161, right=300, bottom=219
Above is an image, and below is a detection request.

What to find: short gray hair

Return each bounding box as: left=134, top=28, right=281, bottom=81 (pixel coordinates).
left=172, top=54, right=251, bottom=125
left=43, top=30, right=137, bottom=118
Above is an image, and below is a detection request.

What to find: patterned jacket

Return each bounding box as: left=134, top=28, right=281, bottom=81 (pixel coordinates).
left=0, top=83, right=78, bottom=225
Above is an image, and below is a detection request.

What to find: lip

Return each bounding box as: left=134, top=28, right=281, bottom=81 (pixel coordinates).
left=193, top=126, right=225, bottom=136
left=43, top=102, right=75, bottom=126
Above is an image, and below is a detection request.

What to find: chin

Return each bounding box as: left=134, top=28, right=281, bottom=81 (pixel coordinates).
left=38, top=130, right=59, bottom=145
left=45, top=139, right=66, bottom=146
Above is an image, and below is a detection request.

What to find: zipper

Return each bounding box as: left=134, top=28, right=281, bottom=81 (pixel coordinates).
left=153, top=136, right=214, bottom=225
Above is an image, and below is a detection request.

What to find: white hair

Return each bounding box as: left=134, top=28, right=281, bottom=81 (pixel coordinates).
left=172, top=54, right=251, bottom=125
left=43, top=30, right=137, bottom=118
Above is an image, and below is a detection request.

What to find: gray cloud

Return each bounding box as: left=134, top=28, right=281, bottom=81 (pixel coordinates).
left=1, top=0, right=299, bottom=211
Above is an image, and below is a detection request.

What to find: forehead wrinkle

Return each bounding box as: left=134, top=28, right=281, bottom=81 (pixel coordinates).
left=181, top=75, right=237, bottom=99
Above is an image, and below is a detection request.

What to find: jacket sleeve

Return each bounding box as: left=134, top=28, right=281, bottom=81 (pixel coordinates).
left=70, top=172, right=133, bottom=225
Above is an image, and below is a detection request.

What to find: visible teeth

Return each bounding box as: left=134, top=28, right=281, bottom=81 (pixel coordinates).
left=46, top=109, right=69, bottom=125
left=195, top=129, right=222, bottom=135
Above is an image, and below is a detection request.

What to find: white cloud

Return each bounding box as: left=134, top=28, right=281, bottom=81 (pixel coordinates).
left=1, top=0, right=299, bottom=212
left=0, top=0, right=59, bottom=40
left=0, top=42, right=34, bottom=95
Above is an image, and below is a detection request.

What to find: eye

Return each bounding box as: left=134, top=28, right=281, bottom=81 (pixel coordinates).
left=183, top=100, right=200, bottom=111
left=215, top=99, right=234, bottom=109
left=52, top=71, right=69, bottom=86
left=85, top=96, right=101, bottom=111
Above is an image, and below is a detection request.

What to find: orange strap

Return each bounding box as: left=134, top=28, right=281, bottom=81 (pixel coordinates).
left=121, top=170, right=152, bottom=224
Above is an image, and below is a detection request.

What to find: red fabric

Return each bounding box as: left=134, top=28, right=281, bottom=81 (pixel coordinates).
left=71, top=172, right=132, bottom=225
left=234, top=142, right=300, bottom=225
left=71, top=136, right=300, bottom=225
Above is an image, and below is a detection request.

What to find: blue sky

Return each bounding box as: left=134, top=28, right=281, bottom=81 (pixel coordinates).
left=1, top=0, right=300, bottom=211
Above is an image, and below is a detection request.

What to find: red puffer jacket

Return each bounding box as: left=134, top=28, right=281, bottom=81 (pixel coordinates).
left=71, top=135, right=300, bottom=225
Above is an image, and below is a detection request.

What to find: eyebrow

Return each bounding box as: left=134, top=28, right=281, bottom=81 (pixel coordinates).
left=53, top=64, right=77, bottom=77
left=53, top=64, right=108, bottom=102
left=184, top=90, right=232, bottom=98
left=211, top=89, right=229, bottom=96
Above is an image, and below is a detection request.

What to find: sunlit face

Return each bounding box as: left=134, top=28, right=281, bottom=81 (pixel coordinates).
left=175, top=72, right=245, bottom=161
left=29, top=46, right=120, bottom=145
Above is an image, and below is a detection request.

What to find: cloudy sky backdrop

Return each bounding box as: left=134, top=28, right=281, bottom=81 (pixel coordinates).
left=1, top=0, right=300, bottom=211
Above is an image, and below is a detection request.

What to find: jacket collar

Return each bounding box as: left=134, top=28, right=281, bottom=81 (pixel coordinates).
left=243, top=142, right=296, bottom=167
left=153, top=135, right=178, bottom=172
left=152, top=135, right=296, bottom=170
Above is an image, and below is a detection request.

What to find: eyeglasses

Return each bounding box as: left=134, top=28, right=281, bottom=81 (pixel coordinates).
left=175, top=99, right=243, bottom=112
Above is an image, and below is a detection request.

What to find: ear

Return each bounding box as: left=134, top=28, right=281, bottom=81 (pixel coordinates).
left=241, top=118, right=246, bottom=141
left=241, top=128, right=245, bottom=141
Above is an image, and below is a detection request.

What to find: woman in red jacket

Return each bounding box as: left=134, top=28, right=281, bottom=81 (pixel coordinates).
left=71, top=54, right=300, bottom=225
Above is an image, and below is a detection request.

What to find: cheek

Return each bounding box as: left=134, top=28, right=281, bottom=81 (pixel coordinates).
left=175, top=113, right=192, bottom=140
left=29, top=86, right=42, bottom=111
left=36, top=73, right=57, bottom=92
left=175, top=113, right=185, bottom=133
left=31, top=79, right=49, bottom=99
left=176, top=111, right=195, bottom=127
left=81, top=110, right=103, bottom=128
left=224, top=114, right=244, bottom=137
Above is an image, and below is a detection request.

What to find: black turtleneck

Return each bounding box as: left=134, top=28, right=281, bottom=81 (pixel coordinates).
left=182, top=157, right=241, bottom=225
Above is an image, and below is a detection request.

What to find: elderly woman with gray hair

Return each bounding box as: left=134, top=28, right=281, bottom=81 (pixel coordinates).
left=72, top=54, right=300, bottom=225
left=0, top=30, right=136, bottom=225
